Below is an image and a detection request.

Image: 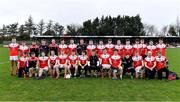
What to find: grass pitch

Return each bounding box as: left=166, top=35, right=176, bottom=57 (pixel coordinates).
left=0, top=47, right=180, bottom=101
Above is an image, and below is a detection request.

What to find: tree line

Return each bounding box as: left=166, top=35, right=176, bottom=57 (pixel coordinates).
left=0, top=15, right=180, bottom=38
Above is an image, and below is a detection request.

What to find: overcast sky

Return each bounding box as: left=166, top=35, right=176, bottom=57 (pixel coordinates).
left=0, top=0, right=179, bottom=29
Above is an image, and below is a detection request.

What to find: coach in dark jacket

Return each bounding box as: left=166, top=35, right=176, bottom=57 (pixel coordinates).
left=77, top=39, right=87, bottom=55
left=39, top=40, right=49, bottom=56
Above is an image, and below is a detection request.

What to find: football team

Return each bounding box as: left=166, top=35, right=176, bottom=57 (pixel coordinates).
left=8, top=38, right=169, bottom=80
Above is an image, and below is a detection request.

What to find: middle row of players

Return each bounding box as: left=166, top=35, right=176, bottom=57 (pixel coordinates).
left=19, top=48, right=167, bottom=80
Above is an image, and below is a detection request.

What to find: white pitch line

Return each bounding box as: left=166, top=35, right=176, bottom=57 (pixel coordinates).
left=0, top=61, right=9, bottom=64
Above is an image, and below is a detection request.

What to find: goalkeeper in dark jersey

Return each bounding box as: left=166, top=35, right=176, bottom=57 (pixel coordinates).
left=28, top=52, right=38, bottom=78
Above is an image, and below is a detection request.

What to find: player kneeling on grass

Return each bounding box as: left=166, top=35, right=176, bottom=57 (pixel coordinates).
left=48, top=50, right=59, bottom=79
left=78, top=51, right=88, bottom=78
left=144, top=51, right=156, bottom=79
left=38, top=51, right=49, bottom=79
left=17, top=52, right=29, bottom=78
left=110, top=49, right=123, bottom=80
left=28, top=52, right=38, bottom=78
left=99, top=49, right=111, bottom=79
left=132, top=51, right=144, bottom=79
left=56, top=50, right=68, bottom=78
left=155, top=51, right=169, bottom=80
left=65, top=50, right=78, bottom=78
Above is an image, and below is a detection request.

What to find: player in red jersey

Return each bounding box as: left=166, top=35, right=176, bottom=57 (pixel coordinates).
left=48, top=50, right=59, bottom=78
left=105, top=39, right=114, bottom=56
left=28, top=52, right=38, bottom=78
left=17, top=52, right=29, bottom=78
left=133, top=39, right=142, bottom=56
left=49, top=39, right=59, bottom=55
left=155, top=51, right=169, bottom=80
left=78, top=51, right=89, bottom=77
left=114, top=40, right=124, bottom=58
left=96, top=40, right=105, bottom=57
left=132, top=51, right=144, bottom=79
left=147, top=40, right=157, bottom=56
left=144, top=51, right=156, bottom=79
left=29, top=41, right=40, bottom=57
left=56, top=50, right=68, bottom=78
left=110, top=49, right=123, bottom=80
left=19, top=41, right=29, bottom=57
left=99, top=49, right=111, bottom=79
left=156, top=38, right=166, bottom=56
left=86, top=39, right=96, bottom=57
left=124, top=39, right=133, bottom=57
left=68, top=39, right=77, bottom=55
left=59, top=38, right=68, bottom=54
left=9, top=38, right=19, bottom=76
left=66, top=50, right=78, bottom=77
left=139, top=39, right=147, bottom=59
left=38, top=51, right=49, bottom=79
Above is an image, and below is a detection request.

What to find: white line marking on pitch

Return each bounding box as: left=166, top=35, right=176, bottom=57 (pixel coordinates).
left=0, top=61, right=9, bottom=64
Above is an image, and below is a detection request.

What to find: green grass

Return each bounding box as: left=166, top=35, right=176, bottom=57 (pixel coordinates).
left=0, top=47, right=180, bottom=101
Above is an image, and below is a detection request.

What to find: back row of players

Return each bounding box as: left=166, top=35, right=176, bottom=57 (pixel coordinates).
left=9, top=38, right=168, bottom=80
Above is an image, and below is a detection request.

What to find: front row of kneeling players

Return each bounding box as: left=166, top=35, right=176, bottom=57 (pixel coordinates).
left=18, top=49, right=169, bottom=80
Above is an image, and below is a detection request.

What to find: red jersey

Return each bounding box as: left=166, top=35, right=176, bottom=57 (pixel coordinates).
left=58, top=54, right=68, bottom=64
left=19, top=45, right=29, bottom=57
left=49, top=43, right=58, bottom=53
left=18, top=57, right=29, bottom=68
left=105, top=44, right=114, bottom=55
left=155, top=56, right=167, bottom=70
left=100, top=54, right=110, bottom=64
left=133, top=44, right=142, bottom=55
left=68, top=44, right=77, bottom=55
left=49, top=55, right=57, bottom=64
left=86, top=45, right=96, bottom=57
left=78, top=55, right=88, bottom=65
left=29, top=45, right=40, bottom=53
left=68, top=55, right=78, bottom=65
left=39, top=56, right=49, bottom=68
left=140, top=44, right=147, bottom=56
left=96, top=44, right=105, bottom=57
left=156, top=44, right=166, bottom=56
left=144, top=56, right=156, bottom=69
left=9, top=43, right=19, bottom=56
left=147, top=45, right=157, bottom=56
left=110, top=55, right=121, bottom=68
left=132, top=55, right=143, bottom=68
left=59, top=44, right=68, bottom=54
left=124, top=45, right=133, bottom=56
left=28, top=57, right=38, bottom=62
left=114, top=44, right=124, bottom=57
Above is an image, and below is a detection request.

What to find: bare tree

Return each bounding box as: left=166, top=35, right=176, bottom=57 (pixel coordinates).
left=143, top=24, right=159, bottom=36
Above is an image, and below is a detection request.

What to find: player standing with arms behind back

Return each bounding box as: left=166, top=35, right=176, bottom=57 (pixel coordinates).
left=9, top=38, right=19, bottom=76
left=19, top=41, right=29, bottom=57
left=156, top=38, right=166, bottom=56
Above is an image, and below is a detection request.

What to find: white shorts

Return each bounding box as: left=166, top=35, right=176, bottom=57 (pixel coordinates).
left=59, top=64, right=65, bottom=69
left=135, top=66, right=143, bottom=73
left=39, top=67, right=48, bottom=77
left=53, top=65, right=60, bottom=69
left=102, top=64, right=111, bottom=69
left=10, top=56, right=18, bottom=61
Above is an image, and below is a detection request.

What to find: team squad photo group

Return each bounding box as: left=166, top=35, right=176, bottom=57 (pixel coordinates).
left=8, top=37, right=169, bottom=80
